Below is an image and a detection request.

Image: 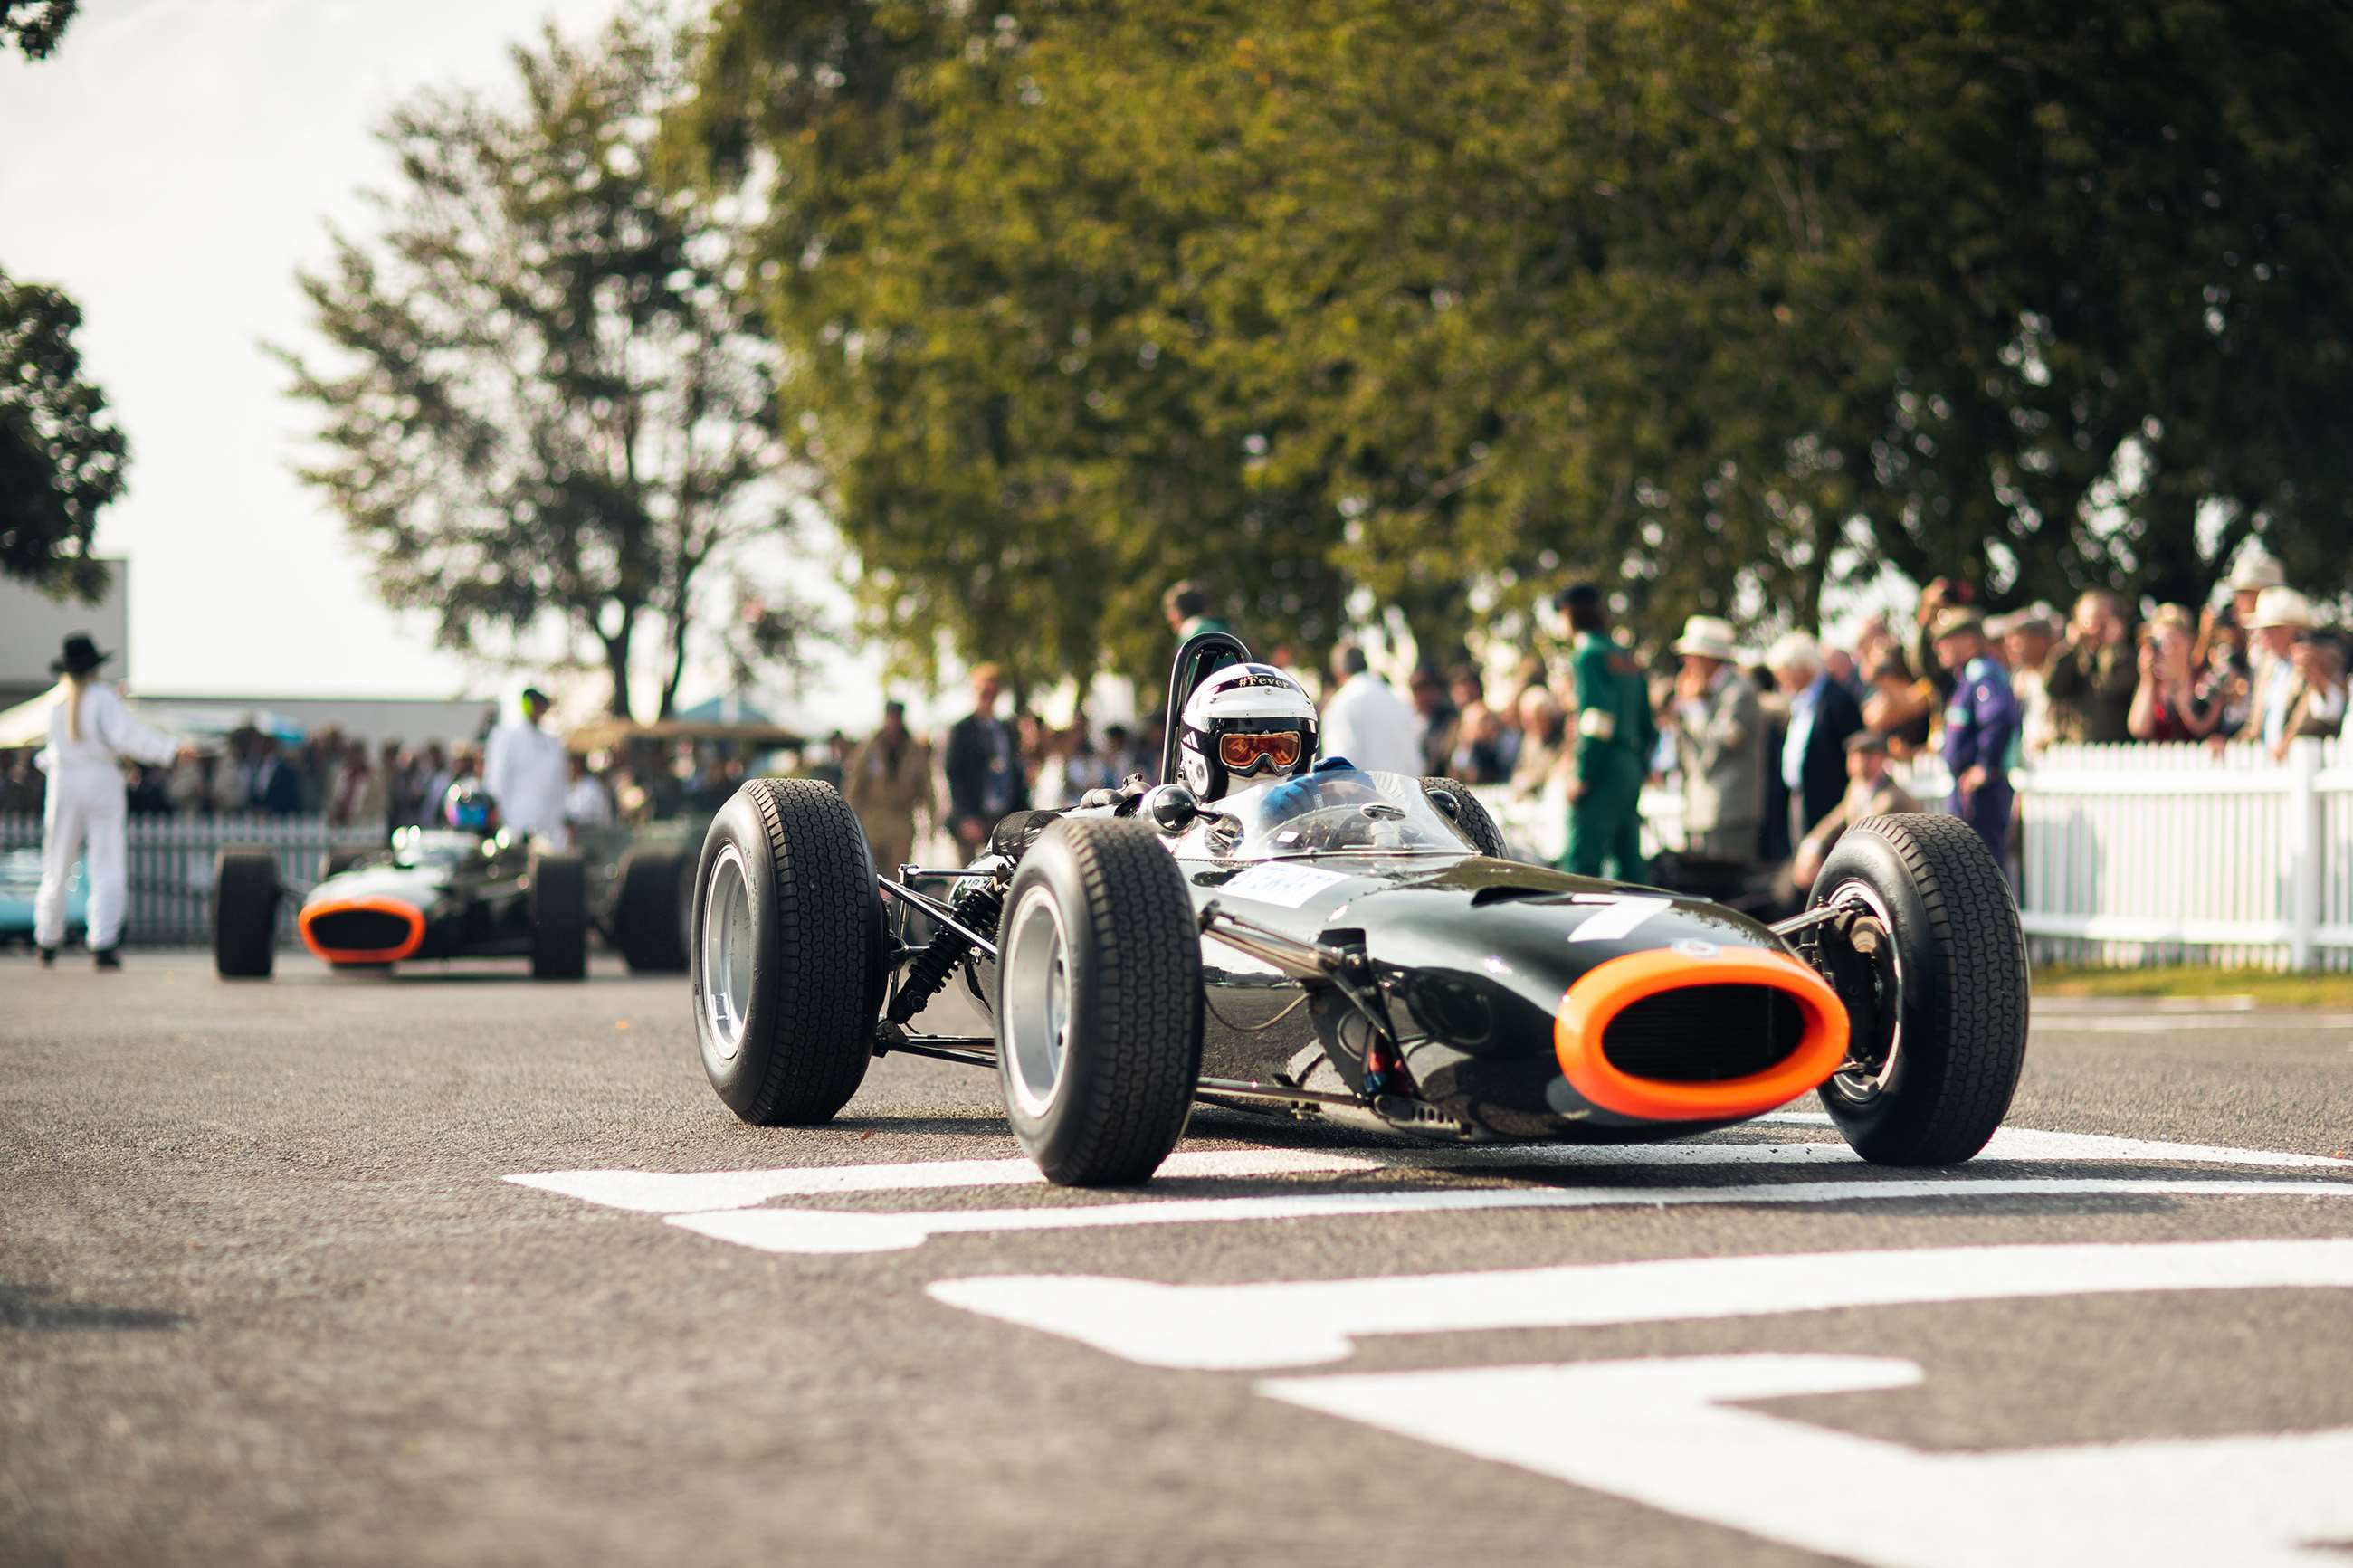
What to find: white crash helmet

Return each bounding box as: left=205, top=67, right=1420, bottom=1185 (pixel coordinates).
left=1176, top=662, right=1319, bottom=802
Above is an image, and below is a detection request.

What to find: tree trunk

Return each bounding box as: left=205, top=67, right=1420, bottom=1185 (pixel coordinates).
left=602, top=622, right=635, bottom=719
left=658, top=605, right=690, bottom=721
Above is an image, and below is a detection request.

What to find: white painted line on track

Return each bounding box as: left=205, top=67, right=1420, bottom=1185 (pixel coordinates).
left=2032, top=994, right=2262, bottom=1012
left=668, top=1176, right=2353, bottom=1255
left=503, top=1147, right=1380, bottom=1213
left=1261, top=1354, right=2353, bottom=1568
left=510, top=1122, right=2351, bottom=1215
left=1758, top=1114, right=2349, bottom=1169
left=926, top=1237, right=2353, bottom=1370
left=2031, top=1012, right=2353, bottom=1033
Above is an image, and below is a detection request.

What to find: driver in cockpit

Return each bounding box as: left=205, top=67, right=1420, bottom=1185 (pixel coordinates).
left=1174, top=662, right=1324, bottom=801
left=1172, top=664, right=1408, bottom=850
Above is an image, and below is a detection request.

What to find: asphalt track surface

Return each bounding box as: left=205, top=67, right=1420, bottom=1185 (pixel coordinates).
left=5, top=951, right=2352, bottom=1567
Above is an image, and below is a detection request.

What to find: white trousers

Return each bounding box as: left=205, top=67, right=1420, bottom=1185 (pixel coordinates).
left=37, top=767, right=129, bottom=950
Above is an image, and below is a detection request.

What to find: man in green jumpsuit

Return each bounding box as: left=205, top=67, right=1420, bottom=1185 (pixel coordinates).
left=1559, top=583, right=1654, bottom=881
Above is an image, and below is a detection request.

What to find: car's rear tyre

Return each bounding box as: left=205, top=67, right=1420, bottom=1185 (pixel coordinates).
left=996, top=818, right=1204, bottom=1187
left=1809, top=813, right=2028, bottom=1164
left=1421, top=776, right=1510, bottom=859
left=692, top=779, right=886, bottom=1125
left=214, top=848, right=280, bottom=979
left=529, top=850, right=589, bottom=981
left=613, top=847, right=690, bottom=973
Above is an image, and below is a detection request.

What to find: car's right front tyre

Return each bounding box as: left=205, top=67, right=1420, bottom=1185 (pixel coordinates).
left=996, top=818, right=1204, bottom=1187
left=691, top=779, right=886, bottom=1126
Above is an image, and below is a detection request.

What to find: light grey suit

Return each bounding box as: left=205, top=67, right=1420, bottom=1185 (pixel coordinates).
left=1675, top=670, right=1765, bottom=861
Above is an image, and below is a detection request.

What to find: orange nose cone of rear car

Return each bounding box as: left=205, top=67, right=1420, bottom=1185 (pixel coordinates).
left=298, top=897, right=426, bottom=964
left=1554, top=946, right=1848, bottom=1122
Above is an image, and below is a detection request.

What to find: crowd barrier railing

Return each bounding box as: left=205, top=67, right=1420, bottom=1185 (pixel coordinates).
left=2015, top=736, right=2351, bottom=972
left=0, top=813, right=386, bottom=948
left=1475, top=737, right=2349, bottom=973
left=12, top=740, right=2348, bottom=968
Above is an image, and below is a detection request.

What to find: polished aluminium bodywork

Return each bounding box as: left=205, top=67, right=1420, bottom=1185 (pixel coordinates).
left=880, top=766, right=1850, bottom=1145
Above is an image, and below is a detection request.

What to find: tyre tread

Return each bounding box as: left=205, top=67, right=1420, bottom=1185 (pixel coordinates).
left=1834, top=812, right=2029, bottom=1163
left=1031, top=819, right=1203, bottom=1185
left=738, top=779, right=881, bottom=1125
left=1421, top=776, right=1510, bottom=859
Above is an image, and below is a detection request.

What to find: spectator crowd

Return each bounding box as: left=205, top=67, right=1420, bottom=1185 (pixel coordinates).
left=819, top=560, right=2350, bottom=898
left=8, top=559, right=2344, bottom=905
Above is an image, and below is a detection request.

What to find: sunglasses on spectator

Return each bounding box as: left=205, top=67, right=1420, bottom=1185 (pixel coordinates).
left=1219, top=731, right=1304, bottom=769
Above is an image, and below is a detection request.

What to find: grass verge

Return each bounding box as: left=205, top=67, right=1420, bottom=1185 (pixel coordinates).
left=2033, top=963, right=2353, bottom=1007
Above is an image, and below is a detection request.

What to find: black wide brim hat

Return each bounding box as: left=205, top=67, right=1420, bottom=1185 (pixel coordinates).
left=52, top=633, right=112, bottom=674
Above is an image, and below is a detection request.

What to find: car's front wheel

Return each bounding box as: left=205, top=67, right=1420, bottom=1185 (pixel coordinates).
left=996, top=818, right=1204, bottom=1186
left=1807, top=813, right=2028, bottom=1164
left=691, top=779, right=886, bottom=1126
left=214, top=848, right=279, bottom=979
left=529, top=850, right=588, bottom=981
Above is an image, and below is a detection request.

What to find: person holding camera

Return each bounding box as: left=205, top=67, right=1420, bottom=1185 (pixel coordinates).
left=2043, top=589, right=2139, bottom=744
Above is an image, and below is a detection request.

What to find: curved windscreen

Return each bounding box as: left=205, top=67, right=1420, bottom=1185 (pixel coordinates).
left=1171, top=768, right=1478, bottom=861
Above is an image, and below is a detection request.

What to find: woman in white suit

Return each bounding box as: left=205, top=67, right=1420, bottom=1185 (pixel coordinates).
left=34, top=633, right=180, bottom=968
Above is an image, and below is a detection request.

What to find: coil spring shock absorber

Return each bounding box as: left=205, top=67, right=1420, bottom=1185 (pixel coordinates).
left=886, top=880, right=1005, bottom=1027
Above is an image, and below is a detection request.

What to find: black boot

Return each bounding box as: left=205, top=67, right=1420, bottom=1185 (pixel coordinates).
left=37, top=946, right=57, bottom=967
left=92, top=947, right=122, bottom=971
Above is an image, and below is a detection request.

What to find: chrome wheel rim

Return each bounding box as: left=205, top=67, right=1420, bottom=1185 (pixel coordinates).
left=1824, top=877, right=1903, bottom=1104
left=1001, top=886, right=1072, bottom=1117
left=702, top=843, right=754, bottom=1062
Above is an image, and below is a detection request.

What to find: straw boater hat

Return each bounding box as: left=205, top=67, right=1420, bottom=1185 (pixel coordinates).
left=2247, top=586, right=2315, bottom=631
left=1671, top=615, right=1740, bottom=662
left=1929, top=607, right=1985, bottom=641
left=2228, top=553, right=2287, bottom=593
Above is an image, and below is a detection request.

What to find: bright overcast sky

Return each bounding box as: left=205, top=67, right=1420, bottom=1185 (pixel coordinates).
left=0, top=0, right=884, bottom=727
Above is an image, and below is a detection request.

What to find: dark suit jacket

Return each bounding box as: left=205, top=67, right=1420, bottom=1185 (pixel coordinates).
left=943, top=712, right=1030, bottom=825
left=1792, top=678, right=1865, bottom=837
left=250, top=757, right=305, bottom=816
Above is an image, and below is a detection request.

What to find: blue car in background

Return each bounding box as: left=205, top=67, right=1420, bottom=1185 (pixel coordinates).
left=0, top=848, right=84, bottom=946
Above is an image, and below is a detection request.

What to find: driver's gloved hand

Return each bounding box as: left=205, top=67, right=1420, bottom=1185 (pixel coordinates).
left=1077, top=774, right=1151, bottom=813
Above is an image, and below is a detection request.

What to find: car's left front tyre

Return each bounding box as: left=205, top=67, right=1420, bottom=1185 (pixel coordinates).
left=529, top=850, right=589, bottom=981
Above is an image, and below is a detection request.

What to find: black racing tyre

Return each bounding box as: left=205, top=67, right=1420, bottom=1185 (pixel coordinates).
left=692, top=779, right=887, bottom=1126
left=213, top=848, right=280, bottom=979
left=1421, top=776, right=1510, bottom=859
left=613, top=847, right=690, bottom=973
left=1808, top=813, right=2028, bottom=1164
left=996, top=817, right=1205, bottom=1187
left=529, top=850, right=589, bottom=981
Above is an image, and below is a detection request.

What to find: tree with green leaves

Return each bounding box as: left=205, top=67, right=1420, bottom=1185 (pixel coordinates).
left=684, top=0, right=2353, bottom=680
left=2, top=0, right=121, bottom=602
left=0, top=271, right=127, bottom=600
left=282, top=6, right=801, bottom=718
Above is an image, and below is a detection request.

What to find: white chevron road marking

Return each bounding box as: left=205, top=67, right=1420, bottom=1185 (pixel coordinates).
left=927, top=1237, right=2353, bottom=1371
left=670, top=1176, right=2353, bottom=1256
left=509, top=1121, right=2349, bottom=1215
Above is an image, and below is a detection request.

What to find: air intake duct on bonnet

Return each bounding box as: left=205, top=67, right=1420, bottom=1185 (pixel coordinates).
left=299, top=898, right=425, bottom=963
left=1553, top=946, right=1847, bottom=1122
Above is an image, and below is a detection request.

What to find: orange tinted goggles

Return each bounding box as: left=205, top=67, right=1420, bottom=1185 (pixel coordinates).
left=1218, top=730, right=1304, bottom=770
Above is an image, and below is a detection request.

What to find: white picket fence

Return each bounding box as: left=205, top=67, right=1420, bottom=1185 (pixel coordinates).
left=0, top=813, right=385, bottom=947
left=2017, top=737, right=2353, bottom=972
left=12, top=740, right=2352, bottom=967
left=1478, top=737, right=2353, bottom=972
